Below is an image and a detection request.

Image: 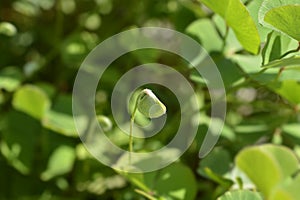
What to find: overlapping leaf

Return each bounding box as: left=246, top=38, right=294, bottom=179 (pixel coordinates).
left=259, top=0, right=300, bottom=41
left=199, top=0, right=260, bottom=54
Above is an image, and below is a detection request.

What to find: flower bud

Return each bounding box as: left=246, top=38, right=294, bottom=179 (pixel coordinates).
left=97, top=115, right=112, bottom=132
left=137, top=89, right=166, bottom=118
left=0, top=22, right=17, bottom=37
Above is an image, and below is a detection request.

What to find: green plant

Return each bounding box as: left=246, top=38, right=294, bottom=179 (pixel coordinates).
left=0, top=0, right=300, bottom=199
left=129, top=89, right=166, bottom=160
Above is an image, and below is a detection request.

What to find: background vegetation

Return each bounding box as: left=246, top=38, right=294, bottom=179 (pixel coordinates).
left=0, top=0, right=299, bottom=199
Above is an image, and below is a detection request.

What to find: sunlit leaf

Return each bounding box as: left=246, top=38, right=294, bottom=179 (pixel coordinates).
left=282, top=124, right=300, bottom=139
left=199, top=0, right=260, bottom=54
left=259, top=0, right=300, bottom=41
left=42, top=110, right=78, bottom=137
left=146, top=163, right=197, bottom=200
left=236, top=144, right=299, bottom=197
left=123, top=163, right=197, bottom=200
left=12, top=85, right=51, bottom=119
left=261, top=32, right=298, bottom=65
left=246, top=0, right=270, bottom=42
left=41, top=145, right=76, bottom=181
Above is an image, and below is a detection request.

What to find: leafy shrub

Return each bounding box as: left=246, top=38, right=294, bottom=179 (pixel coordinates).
left=0, top=0, right=299, bottom=199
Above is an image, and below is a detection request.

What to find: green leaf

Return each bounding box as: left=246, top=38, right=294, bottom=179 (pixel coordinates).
left=246, top=0, right=270, bottom=42
left=236, top=144, right=299, bottom=197
left=186, top=19, right=223, bottom=52
left=214, top=56, right=243, bottom=88
left=12, top=85, right=51, bottom=119
left=124, top=163, right=197, bottom=200
left=262, top=56, right=300, bottom=69
left=269, top=175, right=300, bottom=200
left=199, top=0, right=260, bottom=54
left=42, top=94, right=78, bottom=137
left=147, top=163, right=197, bottom=200
left=198, top=147, right=231, bottom=178
left=218, top=190, right=263, bottom=200
left=282, top=123, right=300, bottom=139
left=259, top=0, right=300, bottom=41
left=271, top=80, right=300, bottom=104
left=212, top=15, right=243, bottom=54
left=230, top=54, right=262, bottom=74
left=261, top=31, right=298, bottom=65
left=197, top=147, right=234, bottom=190
left=41, top=145, right=76, bottom=181
left=265, top=6, right=300, bottom=41
left=42, top=110, right=78, bottom=137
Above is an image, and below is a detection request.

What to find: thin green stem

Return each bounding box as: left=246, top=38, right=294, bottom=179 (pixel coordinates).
left=222, top=26, right=229, bottom=51
left=129, top=116, right=134, bottom=164
left=129, top=117, right=134, bottom=153
left=129, top=93, right=140, bottom=164
left=134, top=189, right=157, bottom=200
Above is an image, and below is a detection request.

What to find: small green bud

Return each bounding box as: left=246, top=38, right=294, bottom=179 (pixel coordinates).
left=137, top=89, right=166, bottom=118
left=97, top=115, right=112, bottom=132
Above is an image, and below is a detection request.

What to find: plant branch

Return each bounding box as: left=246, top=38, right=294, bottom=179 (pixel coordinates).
left=134, top=189, right=157, bottom=200
left=129, top=93, right=141, bottom=163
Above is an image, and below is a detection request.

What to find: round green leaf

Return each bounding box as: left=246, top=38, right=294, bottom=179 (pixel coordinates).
left=12, top=85, right=51, bottom=119
left=259, top=0, right=300, bottom=41
left=198, top=147, right=231, bottom=178
left=147, top=163, right=197, bottom=200
left=123, top=163, right=197, bottom=200
left=236, top=144, right=299, bottom=197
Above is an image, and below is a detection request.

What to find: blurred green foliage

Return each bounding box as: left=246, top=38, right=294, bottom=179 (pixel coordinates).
left=0, top=0, right=300, bottom=200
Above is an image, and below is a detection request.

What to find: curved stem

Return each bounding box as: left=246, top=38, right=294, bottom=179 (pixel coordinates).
left=134, top=189, right=157, bottom=200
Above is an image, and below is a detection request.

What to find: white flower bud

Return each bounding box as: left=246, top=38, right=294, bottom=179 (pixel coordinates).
left=137, top=89, right=166, bottom=118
